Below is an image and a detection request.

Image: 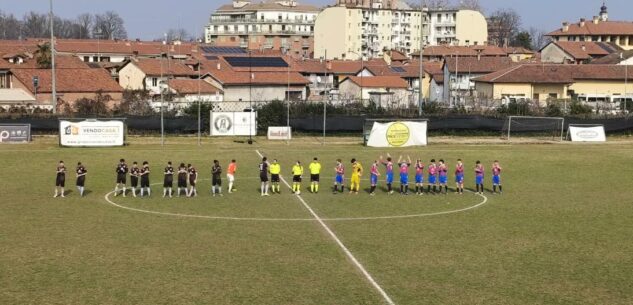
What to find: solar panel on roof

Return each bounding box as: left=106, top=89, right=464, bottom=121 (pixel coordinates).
left=224, top=56, right=288, bottom=68
left=204, top=55, right=219, bottom=60
left=390, top=66, right=406, bottom=73
left=201, top=46, right=247, bottom=54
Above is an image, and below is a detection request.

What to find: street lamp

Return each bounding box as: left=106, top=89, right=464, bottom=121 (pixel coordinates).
left=418, top=2, right=426, bottom=116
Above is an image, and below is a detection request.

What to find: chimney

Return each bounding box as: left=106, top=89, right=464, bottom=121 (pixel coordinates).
left=562, top=22, right=569, bottom=33
left=217, top=63, right=221, bottom=70
left=581, top=44, right=586, bottom=51
left=579, top=18, right=586, bottom=27
left=593, top=16, right=600, bottom=24
left=326, top=60, right=332, bottom=70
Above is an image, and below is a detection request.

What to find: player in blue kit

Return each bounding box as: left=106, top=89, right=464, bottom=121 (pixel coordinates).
left=455, top=159, right=465, bottom=195
left=414, top=159, right=424, bottom=195
left=397, top=155, right=411, bottom=195
left=379, top=154, right=395, bottom=194
left=427, top=159, right=437, bottom=194
left=333, top=159, right=345, bottom=194
left=369, top=160, right=380, bottom=196
left=438, top=159, right=448, bottom=195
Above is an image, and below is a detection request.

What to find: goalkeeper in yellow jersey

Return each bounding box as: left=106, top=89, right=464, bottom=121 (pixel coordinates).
left=308, top=157, right=322, bottom=193
left=291, top=161, right=304, bottom=195
left=349, top=158, right=363, bottom=195
left=269, top=159, right=282, bottom=194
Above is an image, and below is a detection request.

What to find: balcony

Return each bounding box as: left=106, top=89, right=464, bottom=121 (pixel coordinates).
left=210, top=17, right=314, bottom=25
left=436, top=32, right=456, bottom=38
left=435, top=20, right=456, bottom=26
left=302, top=41, right=311, bottom=48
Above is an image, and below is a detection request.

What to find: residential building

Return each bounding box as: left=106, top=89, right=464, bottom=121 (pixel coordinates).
left=204, top=0, right=320, bottom=59
left=294, top=59, right=334, bottom=99
left=443, top=56, right=514, bottom=103
left=411, top=45, right=533, bottom=62
left=473, top=64, right=633, bottom=105
left=540, top=41, right=620, bottom=64
left=546, top=3, right=633, bottom=50
left=118, top=58, right=198, bottom=95
left=200, top=56, right=310, bottom=102
left=338, top=75, right=411, bottom=107
left=314, top=3, right=488, bottom=60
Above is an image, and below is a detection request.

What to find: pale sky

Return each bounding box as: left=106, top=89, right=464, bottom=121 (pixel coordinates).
left=4, top=0, right=633, bottom=39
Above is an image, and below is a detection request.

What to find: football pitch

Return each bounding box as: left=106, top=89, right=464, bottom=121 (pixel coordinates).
left=1, top=137, right=632, bottom=305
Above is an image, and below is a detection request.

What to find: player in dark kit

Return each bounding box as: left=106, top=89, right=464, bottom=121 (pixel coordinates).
left=163, top=161, right=174, bottom=198
left=177, top=163, right=188, bottom=197
left=140, top=161, right=151, bottom=197
left=259, top=157, right=270, bottom=196
left=130, top=162, right=141, bottom=197
left=114, top=159, right=129, bottom=197
left=187, top=164, right=198, bottom=197
left=54, top=161, right=66, bottom=198
left=211, top=160, right=223, bottom=197
left=75, top=162, right=87, bottom=197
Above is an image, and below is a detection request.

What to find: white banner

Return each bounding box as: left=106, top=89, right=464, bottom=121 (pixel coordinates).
left=211, top=112, right=257, bottom=136
left=367, top=121, right=428, bottom=147
left=569, top=126, right=606, bottom=142
left=267, top=127, right=292, bottom=140
left=59, top=120, right=125, bottom=147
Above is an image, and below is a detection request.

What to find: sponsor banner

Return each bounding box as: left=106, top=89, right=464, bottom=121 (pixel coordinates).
left=211, top=112, right=257, bottom=136
left=60, top=120, right=125, bottom=147
left=569, top=126, right=606, bottom=142
left=0, top=124, right=30, bottom=143
left=367, top=121, right=428, bottom=147
left=267, top=127, right=292, bottom=140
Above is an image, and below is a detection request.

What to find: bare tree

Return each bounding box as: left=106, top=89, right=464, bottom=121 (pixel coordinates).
left=408, top=0, right=451, bottom=9
left=528, top=27, right=548, bottom=50
left=456, top=0, right=482, bottom=11
left=0, top=11, right=22, bottom=39
left=165, top=28, right=190, bottom=42
left=76, top=13, right=93, bottom=39
left=488, top=8, right=521, bottom=47
left=21, top=12, right=49, bottom=38
left=94, top=11, right=127, bottom=40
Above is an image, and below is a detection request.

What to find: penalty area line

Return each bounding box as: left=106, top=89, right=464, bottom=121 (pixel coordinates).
left=255, top=149, right=396, bottom=305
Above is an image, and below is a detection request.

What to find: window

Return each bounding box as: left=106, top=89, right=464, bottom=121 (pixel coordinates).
left=549, top=93, right=558, bottom=99
left=83, top=56, right=89, bottom=62
left=629, top=36, right=633, bottom=46
left=152, top=78, right=158, bottom=87
left=93, top=56, right=98, bottom=62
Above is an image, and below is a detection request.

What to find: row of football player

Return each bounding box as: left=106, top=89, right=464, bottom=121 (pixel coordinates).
left=53, top=156, right=503, bottom=198
left=254, top=155, right=503, bottom=196
left=53, top=159, right=237, bottom=198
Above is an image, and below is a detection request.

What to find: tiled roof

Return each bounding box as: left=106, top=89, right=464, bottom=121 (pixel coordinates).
left=206, top=68, right=309, bottom=86
left=168, top=79, right=222, bottom=94
left=443, top=56, right=514, bottom=73
left=472, top=64, right=630, bottom=84
left=11, top=68, right=123, bottom=93
left=0, top=55, right=88, bottom=70
left=547, top=41, right=619, bottom=60
left=344, top=76, right=409, bottom=89
left=131, top=58, right=197, bottom=76
left=412, top=45, right=509, bottom=58
left=547, top=20, right=633, bottom=36
left=295, top=59, right=328, bottom=74
left=328, top=59, right=389, bottom=74
left=591, top=50, right=633, bottom=64
left=55, top=39, right=197, bottom=56
left=389, top=50, right=409, bottom=61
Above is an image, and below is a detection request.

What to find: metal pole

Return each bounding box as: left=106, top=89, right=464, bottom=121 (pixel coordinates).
left=418, top=2, right=424, bottom=116
left=625, top=58, right=628, bottom=114
left=287, top=63, right=290, bottom=144
left=197, top=59, right=201, bottom=146
left=360, top=54, right=364, bottom=104
left=323, top=50, right=327, bottom=145
left=248, top=50, right=253, bottom=145
left=49, top=0, right=57, bottom=113
left=160, top=34, right=165, bottom=146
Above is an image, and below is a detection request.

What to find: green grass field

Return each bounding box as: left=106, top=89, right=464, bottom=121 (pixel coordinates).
left=2, top=137, right=632, bottom=305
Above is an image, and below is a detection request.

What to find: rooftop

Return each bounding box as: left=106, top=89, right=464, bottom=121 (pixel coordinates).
left=547, top=20, right=633, bottom=36
left=473, top=64, right=631, bottom=84
left=11, top=68, right=123, bottom=93
left=344, top=76, right=409, bottom=89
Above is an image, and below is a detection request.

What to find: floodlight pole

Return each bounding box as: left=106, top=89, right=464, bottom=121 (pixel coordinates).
left=49, top=0, right=57, bottom=113
left=160, top=33, right=166, bottom=146
left=322, top=50, right=327, bottom=145
left=197, top=59, right=201, bottom=146
left=418, top=2, right=425, bottom=116
left=625, top=57, right=628, bottom=115
left=286, top=62, right=290, bottom=144
left=248, top=49, right=253, bottom=145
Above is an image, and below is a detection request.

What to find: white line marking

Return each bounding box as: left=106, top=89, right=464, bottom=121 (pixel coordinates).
left=103, top=178, right=489, bottom=222
left=256, top=149, right=396, bottom=305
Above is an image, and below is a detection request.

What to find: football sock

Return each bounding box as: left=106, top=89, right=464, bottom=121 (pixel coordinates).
left=493, top=185, right=497, bottom=192
left=427, top=185, right=431, bottom=193
left=315, top=184, right=319, bottom=193
left=405, top=185, right=409, bottom=193
left=387, top=184, right=392, bottom=192
left=444, top=186, right=448, bottom=193
left=499, top=185, right=503, bottom=192
left=163, top=189, right=167, bottom=196
left=400, top=185, right=403, bottom=193
left=341, top=185, right=344, bottom=193
left=370, top=186, right=375, bottom=193
left=147, top=188, right=151, bottom=196
left=415, top=186, right=419, bottom=193
left=432, top=185, right=436, bottom=193
left=140, top=189, right=144, bottom=197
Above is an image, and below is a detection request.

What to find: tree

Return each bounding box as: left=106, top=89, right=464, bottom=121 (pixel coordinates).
left=488, top=8, right=521, bottom=47
left=75, top=13, right=93, bottom=39
left=35, top=43, right=52, bottom=69
left=511, top=31, right=532, bottom=50
left=115, top=90, right=155, bottom=116
left=456, top=0, right=482, bottom=11
left=94, top=11, right=127, bottom=40
left=73, top=91, right=111, bottom=116
left=164, top=28, right=190, bottom=42
left=528, top=27, right=548, bottom=50
left=0, top=11, right=22, bottom=39
left=21, top=12, right=49, bottom=38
